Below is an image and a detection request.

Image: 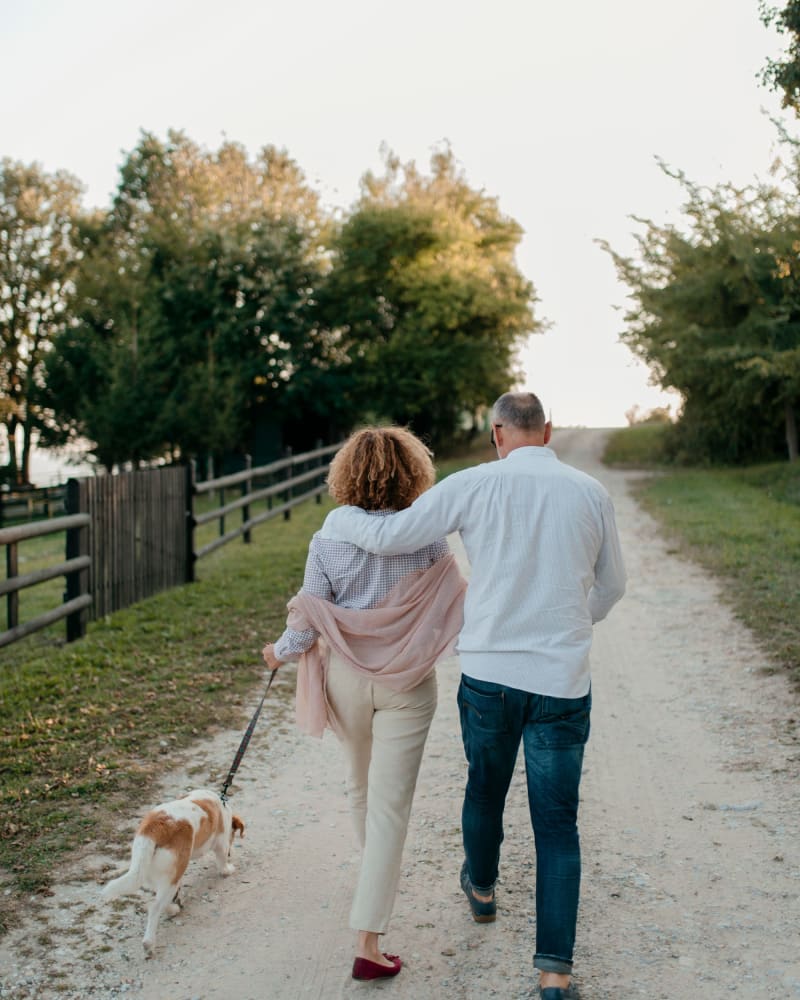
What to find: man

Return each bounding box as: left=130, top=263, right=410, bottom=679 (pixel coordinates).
left=320, top=392, right=626, bottom=1000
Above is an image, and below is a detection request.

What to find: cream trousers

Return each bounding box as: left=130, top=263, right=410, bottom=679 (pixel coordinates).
left=325, top=652, right=438, bottom=934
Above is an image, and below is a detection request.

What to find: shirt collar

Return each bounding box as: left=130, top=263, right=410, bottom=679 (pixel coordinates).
left=504, top=445, right=556, bottom=462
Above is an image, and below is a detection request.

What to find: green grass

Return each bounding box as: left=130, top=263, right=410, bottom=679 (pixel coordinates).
left=604, top=427, right=800, bottom=688
left=0, top=497, right=331, bottom=930
left=601, top=422, right=669, bottom=468
left=0, top=440, right=493, bottom=934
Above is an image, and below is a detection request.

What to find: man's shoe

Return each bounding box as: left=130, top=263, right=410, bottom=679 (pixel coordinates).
left=539, top=985, right=579, bottom=999
left=460, top=861, right=496, bottom=923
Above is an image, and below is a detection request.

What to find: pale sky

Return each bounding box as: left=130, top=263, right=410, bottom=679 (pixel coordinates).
left=2, top=0, right=792, bottom=440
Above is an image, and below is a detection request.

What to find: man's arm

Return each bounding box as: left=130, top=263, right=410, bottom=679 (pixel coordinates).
left=321, top=475, right=463, bottom=554
left=587, top=494, right=626, bottom=623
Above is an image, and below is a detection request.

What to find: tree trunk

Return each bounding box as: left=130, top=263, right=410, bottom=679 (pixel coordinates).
left=3, top=418, right=21, bottom=485
left=21, top=419, right=33, bottom=485
left=786, top=400, right=798, bottom=463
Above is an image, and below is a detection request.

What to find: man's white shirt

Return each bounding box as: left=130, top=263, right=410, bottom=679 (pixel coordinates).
left=320, top=446, right=626, bottom=698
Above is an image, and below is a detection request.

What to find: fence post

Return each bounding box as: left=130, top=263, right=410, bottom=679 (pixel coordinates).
left=5, top=539, right=18, bottom=633
left=185, top=461, right=196, bottom=584
left=64, top=478, right=87, bottom=643
left=242, top=454, right=252, bottom=544
left=218, top=474, right=225, bottom=538
left=283, top=446, right=293, bottom=521
left=316, top=439, right=324, bottom=504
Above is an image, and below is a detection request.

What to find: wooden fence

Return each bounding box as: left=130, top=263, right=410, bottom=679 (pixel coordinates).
left=1, top=441, right=341, bottom=649
left=0, top=514, right=91, bottom=649
left=191, top=442, right=340, bottom=569
left=67, top=467, right=190, bottom=620
left=0, top=485, right=66, bottom=527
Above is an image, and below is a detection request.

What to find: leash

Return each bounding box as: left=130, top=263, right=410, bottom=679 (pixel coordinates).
left=219, top=668, right=278, bottom=803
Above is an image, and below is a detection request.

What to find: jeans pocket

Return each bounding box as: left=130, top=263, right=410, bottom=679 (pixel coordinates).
left=535, top=695, right=591, bottom=748
left=458, top=676, right=510, bottom=734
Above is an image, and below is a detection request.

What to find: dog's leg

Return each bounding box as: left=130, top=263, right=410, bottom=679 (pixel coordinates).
left=142, top=883, right=176, bottom=958
left=166, top=884, right=183, bottom=918
left=213, top=840, right=235, bottom=876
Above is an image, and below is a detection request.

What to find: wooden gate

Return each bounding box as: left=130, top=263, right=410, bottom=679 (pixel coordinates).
left=68, top=466, right=190, bottom=620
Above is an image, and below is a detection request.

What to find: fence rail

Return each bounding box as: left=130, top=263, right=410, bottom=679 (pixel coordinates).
left=0, top=513, right=91, bottom=649
left=0, top=485, right=65, bottom=527
left=189, top=442, right=340, bottom=569
left=1, top=440, right=343, bottom=650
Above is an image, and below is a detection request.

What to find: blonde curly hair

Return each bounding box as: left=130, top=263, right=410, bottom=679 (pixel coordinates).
left=327, top=427, right=436, bottom=511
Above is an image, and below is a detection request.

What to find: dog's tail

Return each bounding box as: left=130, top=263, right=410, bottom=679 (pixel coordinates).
left=101, top=835, right=155, bottom=901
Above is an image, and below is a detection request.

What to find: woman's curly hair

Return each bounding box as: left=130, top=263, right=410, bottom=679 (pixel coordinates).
left=327, top=427, right=436, bottom=511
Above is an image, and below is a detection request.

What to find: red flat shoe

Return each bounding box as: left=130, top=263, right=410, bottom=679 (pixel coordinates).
left=352, top=953, right=403, bottom=980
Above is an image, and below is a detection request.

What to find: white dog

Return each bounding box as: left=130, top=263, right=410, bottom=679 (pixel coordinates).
left=101, top=788, right=245, bottom=957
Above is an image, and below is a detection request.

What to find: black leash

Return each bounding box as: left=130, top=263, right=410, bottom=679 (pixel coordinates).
left=219, top=669, right=278, bottom=803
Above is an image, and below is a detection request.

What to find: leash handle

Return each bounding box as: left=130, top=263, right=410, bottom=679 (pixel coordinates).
left=220, top=668, right=277, bottom=802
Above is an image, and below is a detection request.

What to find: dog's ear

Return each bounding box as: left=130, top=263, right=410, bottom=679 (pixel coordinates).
left=232, top=815, right=245, bottom=839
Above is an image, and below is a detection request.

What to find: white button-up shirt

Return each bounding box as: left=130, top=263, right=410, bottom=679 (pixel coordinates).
left=321, top=446, right=626, bottom=698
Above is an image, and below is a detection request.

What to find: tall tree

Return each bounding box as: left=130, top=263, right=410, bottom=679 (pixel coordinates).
left=0, top=160, right=83, bottom=483
left=760, top=1, right=800, bottom=113
left=603, top=165, right=800, bottom=463
left=42, top=132, right=330, bottom=470
left=319, top=147, right=540, bottom=447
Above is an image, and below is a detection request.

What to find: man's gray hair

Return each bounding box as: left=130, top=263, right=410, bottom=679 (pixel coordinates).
left=492, top=392, right=547, bottom=432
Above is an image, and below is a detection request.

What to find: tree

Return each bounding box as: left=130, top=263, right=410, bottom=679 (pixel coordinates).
left=41, top=132, right=330, bottom=470
left=0, top=160, right=83, bottom=483
left=603, top=164, right=800, bottom=463
left=760, top=1, right=800, bottom=113
left=318, top=147, right=540, bottom=447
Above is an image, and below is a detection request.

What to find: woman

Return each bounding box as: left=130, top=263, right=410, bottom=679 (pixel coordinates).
left=262, top=427, right=465, bottom=981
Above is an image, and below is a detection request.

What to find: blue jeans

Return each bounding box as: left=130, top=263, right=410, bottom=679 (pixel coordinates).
left=457, top=674, right=591, bottom=976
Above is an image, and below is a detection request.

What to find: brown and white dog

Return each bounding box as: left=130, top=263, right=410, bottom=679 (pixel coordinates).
left=101, top=788, right=245, bottom=957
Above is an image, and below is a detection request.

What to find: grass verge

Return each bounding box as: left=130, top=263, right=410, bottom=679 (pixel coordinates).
left=0, top=441, right=494, bottom=935
left=604, top=427, right=800, bottom=688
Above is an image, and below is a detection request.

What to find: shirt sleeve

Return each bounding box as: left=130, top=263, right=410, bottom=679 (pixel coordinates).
left=587, top=493, right=626, bottom=623
left=320, top=476, right=464, bottom=554
left=273, top=535, right=332, bottom=661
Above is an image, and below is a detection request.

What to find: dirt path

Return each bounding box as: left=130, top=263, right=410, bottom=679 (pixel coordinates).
left=2, top=428, right=799, bottom=999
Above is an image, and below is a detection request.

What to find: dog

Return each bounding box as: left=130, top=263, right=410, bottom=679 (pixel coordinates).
left=101, top=788, right=245, bottom=957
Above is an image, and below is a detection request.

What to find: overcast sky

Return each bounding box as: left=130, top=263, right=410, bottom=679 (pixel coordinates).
left=2, top=0, right=793, bottom=439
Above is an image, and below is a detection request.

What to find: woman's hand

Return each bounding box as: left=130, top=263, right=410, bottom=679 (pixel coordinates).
left=262, top=643, right=283, bottom=671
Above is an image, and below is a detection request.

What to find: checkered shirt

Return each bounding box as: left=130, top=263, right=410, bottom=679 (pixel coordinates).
left=273, top=510, right=449, bottom=660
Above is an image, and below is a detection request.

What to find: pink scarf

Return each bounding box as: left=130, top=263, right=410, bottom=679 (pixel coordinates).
left=286, top=552, right=466, bottom=737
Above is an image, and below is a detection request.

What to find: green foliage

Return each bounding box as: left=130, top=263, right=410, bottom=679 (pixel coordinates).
left=0, top=160, right=83, bottom=483
left=318, top=147, right=541, bottom=447
left=603, top=424, right=671, bottom=468
left=39, top=132, right=331, bottom=470
left=16, top=134, right=540, bottom=468
left=603, top=163, right=800, bottom=464
left=760, top=1, right=800, bottom=113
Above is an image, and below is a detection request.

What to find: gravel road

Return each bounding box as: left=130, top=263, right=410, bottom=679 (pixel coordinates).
left=2, top=427, right=798, bottom=1000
